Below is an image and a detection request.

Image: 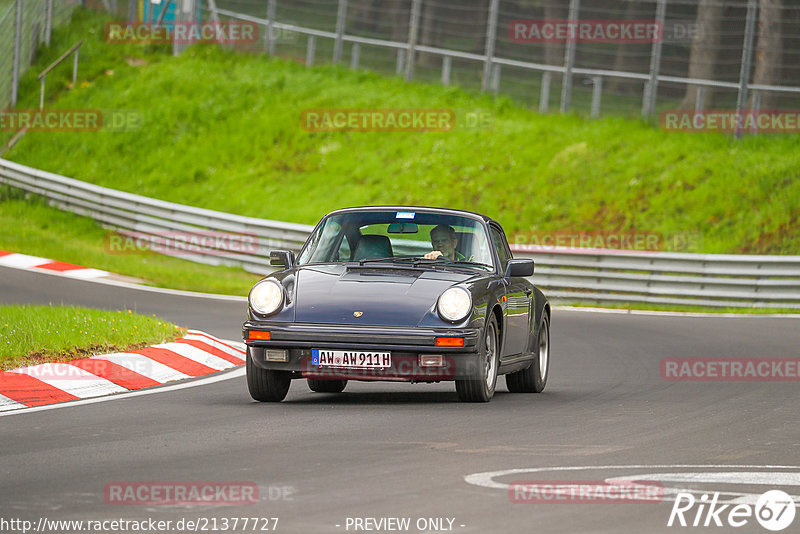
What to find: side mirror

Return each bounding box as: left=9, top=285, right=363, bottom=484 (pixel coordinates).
left=269, top=250, right=295, bottom=268
left=505, top=258, right=534, bottom=278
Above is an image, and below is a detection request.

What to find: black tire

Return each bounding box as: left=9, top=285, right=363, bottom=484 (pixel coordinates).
left=506, top=314, right=549, bottom=393
left=246, top=348, right=291, bottom=402
left=456, top=314, right=499, bottom=402
left=307, top=379, right=348, bottom=393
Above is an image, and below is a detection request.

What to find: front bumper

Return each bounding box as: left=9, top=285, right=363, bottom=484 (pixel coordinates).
left=243, top=321, right=482, bottom=381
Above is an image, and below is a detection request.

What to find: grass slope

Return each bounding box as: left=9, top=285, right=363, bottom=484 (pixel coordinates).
left=0, top=304, right=183, bottom=370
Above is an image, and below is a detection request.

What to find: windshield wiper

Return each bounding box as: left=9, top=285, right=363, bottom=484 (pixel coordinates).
left=441, top=260, right=494, bottom=271
left=356, top=255, right=418, bottom=266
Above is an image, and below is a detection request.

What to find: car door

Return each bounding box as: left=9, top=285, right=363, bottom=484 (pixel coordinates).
left=490, top=225, right=531, bottom=357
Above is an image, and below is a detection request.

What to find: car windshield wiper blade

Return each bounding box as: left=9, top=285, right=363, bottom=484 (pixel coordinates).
left=356, top=255, right=418, bottom=266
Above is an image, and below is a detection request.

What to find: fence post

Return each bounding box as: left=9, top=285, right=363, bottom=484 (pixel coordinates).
left=405, top=0, right=421, bottom=81
left=306, top=35, right=316, bottom=66
left=591, top=76, right=602, bottom=117
left=350, top=43, right=360, bottom=69
left=481, top=0, right=499, bottom=92
left=128, top=0, right=138, bottom=22
left=265, top=0, right=277, bottom=55
left=491, top=64, right=501, bottom=95
left=540, top=72, right=551, bottom=113
left=45, top=0, right=53, bottom=46
left=396, top=49, right=405, bottom=76
left=695, top=86, right=706, bottom=113
left=333, top=0, right=347, bottom=63
left=642, top=0, right=666, bottom=116
left=11, top=0, right=21, bottom=107
left=441, top=55, right=451, bottom=85
left=735, top=0, right=757, bottom=139
left=560, top=0, right=579, bottom=112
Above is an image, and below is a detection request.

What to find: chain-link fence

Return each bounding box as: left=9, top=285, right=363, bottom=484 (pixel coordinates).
left=207, top=0, right=800, bottom=128
left=0, top=0, right=83, bottom=111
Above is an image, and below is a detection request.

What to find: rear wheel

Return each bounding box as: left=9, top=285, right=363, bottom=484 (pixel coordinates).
left=456, top=314, right=499, bottom=402
left=506, top=314, right=549, bottom=393
left=307, top=379, right=347, bottom=393
left=246, top=348, right=291, bottom=402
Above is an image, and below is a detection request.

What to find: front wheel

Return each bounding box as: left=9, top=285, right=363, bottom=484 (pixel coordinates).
left=455, top=314, right=499, bottom=402
left=246, top=348, right=291, bottom=402
left=307, top=379, right=347, bottom=393
left=506, top=314, right=549, bottom=393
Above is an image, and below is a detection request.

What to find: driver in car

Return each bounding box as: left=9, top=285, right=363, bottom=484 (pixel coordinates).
left=424, top=224, right=467, bottom=261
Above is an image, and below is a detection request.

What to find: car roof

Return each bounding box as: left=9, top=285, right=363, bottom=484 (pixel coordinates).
left=325, top=205, right=499, bottom=226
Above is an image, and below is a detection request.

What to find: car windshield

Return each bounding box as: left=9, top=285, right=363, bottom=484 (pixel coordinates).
left=297, top=210, right=495, bottom=271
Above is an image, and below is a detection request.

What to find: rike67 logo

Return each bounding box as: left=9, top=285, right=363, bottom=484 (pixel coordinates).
left=668, top=490, right=796, bottom=531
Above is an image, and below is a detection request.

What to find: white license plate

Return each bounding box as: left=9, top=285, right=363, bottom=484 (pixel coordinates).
left=311, top=349, right=391, bottom=368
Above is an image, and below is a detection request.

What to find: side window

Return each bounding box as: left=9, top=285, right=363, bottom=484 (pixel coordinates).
left=490, top=227, right=509, bottom=271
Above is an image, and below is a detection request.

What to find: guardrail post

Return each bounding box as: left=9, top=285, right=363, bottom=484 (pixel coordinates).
left=441, top=55, right=451, bottom=85
left=350, top=43, right=360, bottom=69
left=642, top=0, right=666, bottom=116
left=405, top=0, right=421, bottom=81
left=560, top=0, right=579, bottom=112
left=265, top=0, right=277, bottom=56
left=735, top=0, right=757, bottom=139
left=333, top=0, right=347, bottom=63
left=306, top=35, right=316, bottom=66
left=540, top=72, right=551, bottom=113
left=591, top=76, right=602, bottom=117
left=11, top=0, right=22, bottom=107
left=481, top=0, right=499, bottom=92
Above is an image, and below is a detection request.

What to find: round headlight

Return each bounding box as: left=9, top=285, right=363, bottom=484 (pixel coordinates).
left=249, top=279, right=284, bottom=316
left=437, top=287, right=472, bottom=322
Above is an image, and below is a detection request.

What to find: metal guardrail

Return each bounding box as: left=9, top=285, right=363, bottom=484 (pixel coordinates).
left=2, top=157, right=799, bottom=309
left=0, top=158, right=312, bottom=274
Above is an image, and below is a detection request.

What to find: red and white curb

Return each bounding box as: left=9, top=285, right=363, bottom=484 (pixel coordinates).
left=0, top=250, right=111, bottom=279
left=0, top=330, right=245, bottom=412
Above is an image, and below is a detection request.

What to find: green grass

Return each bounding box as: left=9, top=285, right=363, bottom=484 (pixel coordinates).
left=0, top=186, right=262, bottom=295
left=0, top=304, right=184, bottom=370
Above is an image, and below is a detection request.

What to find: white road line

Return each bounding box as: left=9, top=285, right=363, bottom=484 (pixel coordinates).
left=8, top=364, right=128, bottom=398
left=0, top=367, right=245, bottom=418
left=465, top=465, right=800, bottom=491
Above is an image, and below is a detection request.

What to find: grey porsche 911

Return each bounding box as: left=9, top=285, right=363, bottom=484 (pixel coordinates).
left=242, top=206, right=550, bottom=402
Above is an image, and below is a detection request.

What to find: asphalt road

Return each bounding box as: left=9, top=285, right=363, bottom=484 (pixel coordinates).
left=1, top=265, right=799, bottom=534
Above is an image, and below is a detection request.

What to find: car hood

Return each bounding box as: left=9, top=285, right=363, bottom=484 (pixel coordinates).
left=292, top=264, right=475, bottom=326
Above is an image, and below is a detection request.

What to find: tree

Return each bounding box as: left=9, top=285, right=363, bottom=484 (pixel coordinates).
left=681, top=0, right=726, bottom=109
left=750, top=0, right=783, bottom=108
